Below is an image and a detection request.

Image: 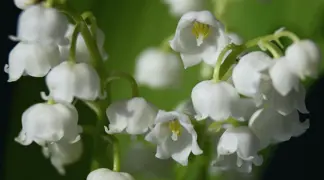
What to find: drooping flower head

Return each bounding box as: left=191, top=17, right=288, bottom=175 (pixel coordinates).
left=46, top=61, right=101, bottom=103
left=145, top=110, right=202, bottom=166
left=134, top=48, right=182, bottom=89
left=15, top=102, right=80, bottom=146
left=87, top=168, right=135, bottom=180
left=105, top=97, right=158, bottom=135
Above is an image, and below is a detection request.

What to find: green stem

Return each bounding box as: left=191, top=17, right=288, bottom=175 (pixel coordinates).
left=111, top=136, right=121, bottom=172
left=212, top=43, right=235, bottom=82
left=68, top=23, right=80, bottom=63
left=260, top=40, right=283, bottom=58
left=105, top=71, right=140, bottom=97
left=81, top=11, right=98, bottom=39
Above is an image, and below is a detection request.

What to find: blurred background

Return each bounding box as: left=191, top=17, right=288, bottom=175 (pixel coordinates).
left=1, top=0, right=323, bottom=179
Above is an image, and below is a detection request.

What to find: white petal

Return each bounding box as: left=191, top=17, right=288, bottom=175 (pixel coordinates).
left=135, top=48, right=182, bottom=88
left=180, top=53, right=203, bottom=68
left=17, top=5, right=68, bottom=45
left=87, top=168, right=135, bottom=180
left=269, top=58, right=299, bottom=96
left=14, top=0, right=32, bottom=9
left=233, top=51, right=273, bottom=97
left=163, top=0, right=205, bottom=17
left=285, top=40, right=321, bottom=79
left=217, top=129, right=238, bottom=155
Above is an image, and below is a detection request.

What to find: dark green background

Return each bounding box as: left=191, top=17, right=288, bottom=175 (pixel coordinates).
left=4, top=0, right=324, bottom=179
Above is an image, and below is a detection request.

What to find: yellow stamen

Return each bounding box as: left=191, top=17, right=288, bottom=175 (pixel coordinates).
left=169, top=120, right=181, bottom=141
left=192, top=21, right=210, bottom=46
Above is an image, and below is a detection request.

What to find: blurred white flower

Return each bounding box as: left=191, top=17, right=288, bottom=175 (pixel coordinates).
left=249, top=108, right=309, bottom=149
left=15, top=102, right=80, bottom=146
left=191, top=80, right=242, bottom=121
left=232, top=51, right=273, bottom=105
left=105, top=97, right=157, bottom=135
left=87, top=168, right=135, bottom=180
left=14, top=0, right=33, bottom=9
left=169, top=11, right=228, bottom=68
left=59, top=24, right=108, bottom=63
left=285, top=40, right=321, bottom=79
left=5, top=42, right=60, bottom=82
left=17, top=4, right=68, bottom=45
left=175, top=99, right=196, bottom=117
left=46, top=61, right=101, bottom=103
left=134, top=48, right=182, bottom=89
left=42, top=140, right=83, bottom=175
left=145, top=110, right=202, bottom=165
left=163, top=0, right=205, bottom=17
left=214, top=126, right=263, bottom=173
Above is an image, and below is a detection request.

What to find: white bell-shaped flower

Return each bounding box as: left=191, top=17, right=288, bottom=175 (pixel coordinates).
left=17, top=4, right=68, bottom=45
left=191, top=80, right=240, bottom=121
left=105, top=97, right=157, bottom=135
left=269, top=57, right=300, bottom=96
left=267, top=84, right=308, bottom=115
left=14, top=0, right=33, bottom=9
left=42, top=140, right=83, bottom=175
left=215, top=126, right=263, bottom=173
left=169, top=11, right=227, bottom=68
left=163, top=0, right=205, bottom=17
left=134, top=48, right=182, bottom=89
left=232, top=51, right=273, bottom=99
left=15, top=102, right=80, bottom=146
left=87, top=168, right=135, bottom=180
left=5, top=42, right=60, bottom=82
left=46, top=61, right=101, bottom=103
left=59, top=24, right=108, bottom=63
left=249, top=108, right=309, bottom=149
left=145, top=110, right=202, bottom=165
left=285, top=40, right=321, bottom=79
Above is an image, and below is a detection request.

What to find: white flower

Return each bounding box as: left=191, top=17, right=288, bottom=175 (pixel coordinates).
left=269, top=57, right=300, bottom=96
left=15, top=102, right=80, bottom=146
left=285, top=40, right=321, bottom=79
left=5, top=42, right=60, bottom=82
left=42, top=140, right=83, bottom=175
left=214, top=126, right=263, bottom=173
left=14, top=0, right=33, bottom=9
left=17, top=4, right=68, bottom=45
left=87, top=168, right=135, bottom=180
left=59, top=24, right=108, bottom=63
left=163, top=0, right=205, bottom=17
left=232, top=51, right=273, bottom=100
left=105, top=97, right=157, bottom=135
left=145, top=110, right=202, bottom=165
left=169, top=11, right=228, bottom=68
left=46, top=61, right=101, bottom=103
left=134, top=48, right=182, bottom=89
left=249, top=108, right=309, bottom=149
left=267, top=85, right=308, bottom=115
left=191, top=80, right=240, bottom=121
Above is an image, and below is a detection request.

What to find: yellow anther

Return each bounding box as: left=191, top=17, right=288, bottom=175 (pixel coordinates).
left=192, top=21, right=210, bottom=41
left=169, top=120, right=181, bottom=137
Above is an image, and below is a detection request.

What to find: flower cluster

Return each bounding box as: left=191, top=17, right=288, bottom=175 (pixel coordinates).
left=7, top=1, right=321, bottom=180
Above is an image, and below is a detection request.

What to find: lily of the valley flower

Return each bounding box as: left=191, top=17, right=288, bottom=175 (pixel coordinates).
left=134, top=48, right=182, bottom=89
left=5, top=42, right=60, bottom=82
left=105, top=97, right=157, bottom=135
left=285, top=40, right=321, bottom=79
left=87, top=168, right=135, bottom=180
left=17, top=4, right=68, bottom=45
left=163, top=0, right=205, bottom=17
left=169, top=11, right=229, bottom=68
left=46, top=61, right=101, bottom=103
left=232, top=51, right=273, bottom=102
left=42, top=140, right=83, bottom=175
left=59, top=24, right=108, bottom=63
left=249, top=108, right=309, bottom=149
left=191, top=80, right=241, bottom=121
left=145, top=110, right=202, bottom=166
left=15, top=102, right=80, bottom=146
left=214, top=126, right=263, bottom=173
